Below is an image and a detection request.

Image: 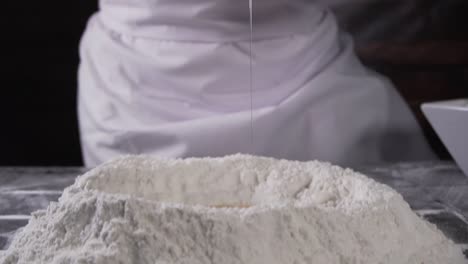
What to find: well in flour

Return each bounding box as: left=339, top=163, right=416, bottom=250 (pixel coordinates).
left=0, top=155, right=465, bottom=264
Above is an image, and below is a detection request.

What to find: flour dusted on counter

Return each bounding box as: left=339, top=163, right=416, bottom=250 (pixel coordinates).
left=0, top=155, right=465, bottom=264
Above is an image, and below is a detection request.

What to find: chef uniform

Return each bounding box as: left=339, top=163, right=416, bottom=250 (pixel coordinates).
left=78, top=0, right=435, bottom=167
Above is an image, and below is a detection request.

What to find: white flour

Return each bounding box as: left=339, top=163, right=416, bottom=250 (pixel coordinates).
left=0, top=155, right=465, bottom=263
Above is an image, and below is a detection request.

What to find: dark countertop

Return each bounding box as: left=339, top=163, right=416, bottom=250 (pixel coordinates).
left=1, top=163, right=467, bottom=258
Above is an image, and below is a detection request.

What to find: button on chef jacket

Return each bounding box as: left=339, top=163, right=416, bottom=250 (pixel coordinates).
left=78, top=0, right=435, bottom=167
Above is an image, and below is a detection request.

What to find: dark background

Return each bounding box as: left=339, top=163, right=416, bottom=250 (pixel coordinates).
left=1, top=2, right=98, bottom=166
left=1, top=1, right=467, bottom=166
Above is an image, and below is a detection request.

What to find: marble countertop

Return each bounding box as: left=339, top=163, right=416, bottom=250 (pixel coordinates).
left=0, top=163, right=467, bottom=258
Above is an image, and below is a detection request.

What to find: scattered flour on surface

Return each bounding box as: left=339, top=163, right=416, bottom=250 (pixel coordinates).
left=0, top=155, right=465, bottom=263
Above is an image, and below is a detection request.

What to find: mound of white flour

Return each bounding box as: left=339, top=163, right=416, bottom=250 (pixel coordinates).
left=0, top=155, right=465, bottom=263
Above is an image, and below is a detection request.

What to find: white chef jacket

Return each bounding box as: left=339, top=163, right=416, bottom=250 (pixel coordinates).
left=78, top=0, right=435, bottom=167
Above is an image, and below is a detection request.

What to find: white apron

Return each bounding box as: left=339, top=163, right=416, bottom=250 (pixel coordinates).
left=78, top=0, right=435, bottom=167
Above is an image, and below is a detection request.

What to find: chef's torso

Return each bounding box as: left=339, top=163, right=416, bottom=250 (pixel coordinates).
left=78, top=0, right=435, bottom=167
left=99, top=0, right=324, bottom=41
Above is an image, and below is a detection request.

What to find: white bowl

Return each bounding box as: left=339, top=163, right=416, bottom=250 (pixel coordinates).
left=422, top=99, right=468, bottom=177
